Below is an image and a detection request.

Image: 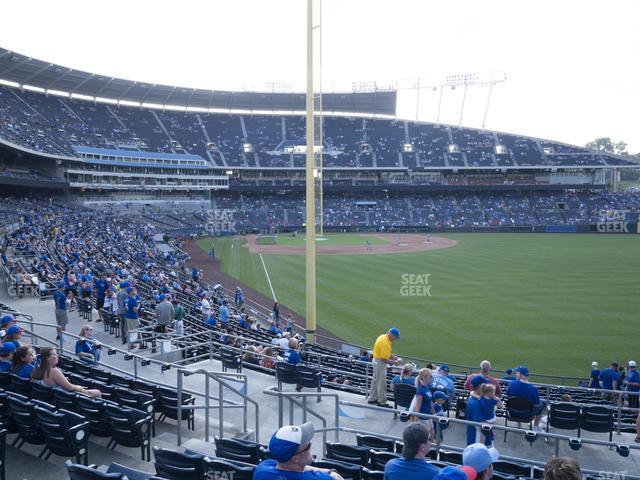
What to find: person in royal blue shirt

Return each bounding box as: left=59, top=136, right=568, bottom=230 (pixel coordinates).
left=124, top=287, right=140, bottom=348
left=254, top=422, right=342, bottom=480
left=53, top=282, right=68, bottom=340
left=624, top=361, right=640, bottom=409
left=0, top=343, right=16, bottom=372
left=12, top=345, right=37, bottom=379
left=466, top=375, right=486, bottom=445
left=599, top=362, right=619, bottom=401
left=506, top=366, right=547, bottom=430
left=93, top=276, right=110, bottom=323
left=411, top=368, right=434, bottom=420
left=588, top=361, right=602, bottom=390
left=284, top=338, right=302, bottom=365
left=206, top=313, right=217, bottom=328
left=218, top=300, right=230, bottom=327
left=384, top=422, right=440, bottom=480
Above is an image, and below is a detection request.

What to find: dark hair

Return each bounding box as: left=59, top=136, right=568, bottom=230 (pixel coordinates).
left=401, top=423, right=431, bottom=459
left=543, top=457, right=581, bottom=480
left=12, top=345, right=34, bottom=373
left=31, top=347, right=56, bottom=381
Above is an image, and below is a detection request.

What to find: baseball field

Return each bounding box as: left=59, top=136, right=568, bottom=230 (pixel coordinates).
left=196, top=233, right=639, bottom=379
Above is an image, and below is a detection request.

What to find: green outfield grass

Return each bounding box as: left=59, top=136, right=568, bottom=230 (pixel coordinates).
left=197, top=233, right=639, bottom=378
left=261, top=233, right=389, bottom=246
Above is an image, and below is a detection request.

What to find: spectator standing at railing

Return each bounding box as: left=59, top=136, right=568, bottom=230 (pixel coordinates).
left=116, top=281, right=129, bottom=344
left=235, top=286, right=244, bottom=306
left=52, top=281, right=68, bottom=340
left=624, top=361, right=639, bottom=409
left=124, top=286, right=140, bottom=348
left=599, top=362, right=619, bottom=401
left=93, top=274, right=110, bottom=323
left=218, top=299, right=230, bottom=327
left=201, top=294, right=212, bottom=323
left=172, top=299, right=185, bottom=336
left=154, top=294, right=174, bottom=333
left=368, top=328, right=402, bottom=407
left=272, top=302, right=280, bottom=323
left=464, top=360, right=501, bottom=396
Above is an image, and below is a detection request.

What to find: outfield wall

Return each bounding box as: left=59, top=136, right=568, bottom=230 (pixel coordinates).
left=236, top=223, right=640, bottom=235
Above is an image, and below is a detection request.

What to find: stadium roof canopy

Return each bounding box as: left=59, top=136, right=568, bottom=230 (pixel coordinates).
left=0, top=47, right=397, bottom=115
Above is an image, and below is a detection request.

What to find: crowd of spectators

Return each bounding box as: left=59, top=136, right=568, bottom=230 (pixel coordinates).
left=1, top=84, right=635, bottom=169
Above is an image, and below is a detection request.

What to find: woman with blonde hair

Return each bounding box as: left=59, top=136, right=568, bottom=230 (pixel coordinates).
left=31, top=347, right=101, bottom=398
left=410, top=368, right=434, bottom=421
left=75, top=325, right=101, bottom=363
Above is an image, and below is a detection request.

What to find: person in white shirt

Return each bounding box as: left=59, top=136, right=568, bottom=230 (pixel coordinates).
left=201, top=296, right=212, bottom=322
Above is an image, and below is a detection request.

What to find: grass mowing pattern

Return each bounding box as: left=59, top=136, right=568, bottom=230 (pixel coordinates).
left=197, top=234, right=639, bottom=378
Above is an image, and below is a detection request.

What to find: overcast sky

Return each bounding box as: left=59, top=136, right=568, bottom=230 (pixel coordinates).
left=1, top=0, right=639, bottom=152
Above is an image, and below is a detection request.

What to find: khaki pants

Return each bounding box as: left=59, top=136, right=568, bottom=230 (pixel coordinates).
left=369, top=358, right=388, bottom=404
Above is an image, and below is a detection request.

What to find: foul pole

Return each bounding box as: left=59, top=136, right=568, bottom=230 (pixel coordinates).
left=305, top=0, right=317, bottom=344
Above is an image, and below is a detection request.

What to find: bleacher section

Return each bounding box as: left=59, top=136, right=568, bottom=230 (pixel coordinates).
left=1, top=84, right=635, bottom=168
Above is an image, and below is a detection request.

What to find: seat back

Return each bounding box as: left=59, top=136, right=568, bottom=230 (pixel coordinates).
left=65, top=459, right=125, bottom=479
left=157, top=386, right=194, bottom=421
left=214, top=436, right=264, bottom=464
left=76, top=396, right=112, bottom=437
left=356, top=433, right=395, bottom=452
left=505, top=396, right=534, bottom=422
left=220, top=347, right=241, bottom=370
left=393, top=383, right=416, bottom=409
left=313, top=458, right=363, bottom=480
left=439, top=450, right=463, bottom=464
left=362, top=468, right=384, bottom=480
left=326, top=442, right=371, bottom=467
left=53, top=388, right=78, bottom=411
left=114, top=387, right=155, bottom=416
left=153, top=446, right=205, bottom=480
left=8, top=395, right=45, bottom=445
left=0, top=372, right=10, bottom=390
left=548, top=402, right=581, bottom=431
left=296, top=365, right=322, bottom=388
left=275, top=362, right=299, bottom=385
left=493, top=460, right=532, bottom=477
left=580, top=406, right=613, bottom=433
left=35, top=406, right=89, bottom=460
left=9, top=374, right=32, bottom=397
left=368, top=450, right=401, bottom=470
left=204, top=457, right=256, bottom=480
left=30, top=382, right=55, bottom=404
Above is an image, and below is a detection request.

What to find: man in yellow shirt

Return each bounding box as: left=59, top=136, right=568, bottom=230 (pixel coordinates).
left=368, top=327, right=402, bottom=406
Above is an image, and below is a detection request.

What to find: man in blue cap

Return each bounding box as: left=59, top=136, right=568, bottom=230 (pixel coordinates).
left=254, top=422, right=343, bottom=480
left=367, top=328, right=402, bottom=407
left=432, top=364, right=456, bottom=399
left=52, top=281, right=68, bottom=340
left=506, top=366, right=547, bottom=430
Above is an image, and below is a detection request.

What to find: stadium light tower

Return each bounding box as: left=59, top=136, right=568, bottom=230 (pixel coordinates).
left=442, top=71, right=506, bottom=128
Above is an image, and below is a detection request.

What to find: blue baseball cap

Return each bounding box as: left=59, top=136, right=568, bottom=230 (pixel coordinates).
left=438, top=364, right=450, bottom=373
left=389, top=327, right=401, bottom=339
left=0, top=343, right=16, bottom=355
left=158, top=294, right=166, bottom=301
left=470, top=375, right=487, bottom=388
left=120, top=281, right=129, bottom=288
left=463, top=443, right=500, bottom=473
left=57, top=281, right=65, bottom=288
left=126, top=287, right=134, bottom=294
left=505, top=368, right=514, bottom=375
left=6, top=325, right=22, bottom=335
left=435, top=466, right=478, bottom=480
left=0, top=315, right=13, bottom=326
left=268, top=422, right=315, bottom=462
left=515, top=365, right=529, bottom=377
left=433, top=391, right=449, bottom=401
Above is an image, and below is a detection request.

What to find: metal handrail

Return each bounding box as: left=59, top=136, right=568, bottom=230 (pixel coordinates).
left=177, top=368, right=260, bottom=444
left=263, top=387, right=640, bottom=476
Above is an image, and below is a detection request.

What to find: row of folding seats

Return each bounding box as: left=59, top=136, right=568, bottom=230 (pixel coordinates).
left=0, top=387, right=154, bottom=463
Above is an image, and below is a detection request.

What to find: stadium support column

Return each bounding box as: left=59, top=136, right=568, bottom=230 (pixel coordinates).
left=305, top=0, right=317, bottom=344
